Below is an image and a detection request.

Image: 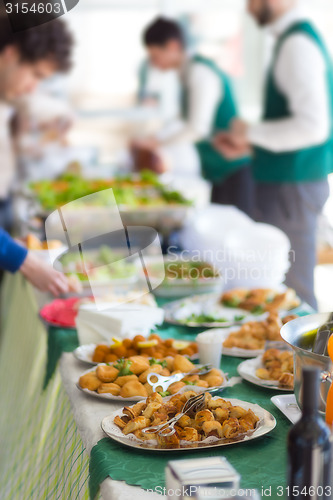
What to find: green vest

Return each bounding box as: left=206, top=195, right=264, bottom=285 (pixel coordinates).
left=253, top=22, right=333, bottom=183
left=183, top=55, right=248, bottom=183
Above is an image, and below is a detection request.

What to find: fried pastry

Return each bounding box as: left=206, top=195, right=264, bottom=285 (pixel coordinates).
left=120, top=381, right=148, bottom=398
left=97, top=383, right=121, bottom=395
left=96, top=365, right=119, bottom=383
left=79, top=373, right=101, bottom=391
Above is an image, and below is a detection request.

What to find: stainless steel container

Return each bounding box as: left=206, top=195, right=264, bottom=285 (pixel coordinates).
left=281, top=313, right=333, bottom=413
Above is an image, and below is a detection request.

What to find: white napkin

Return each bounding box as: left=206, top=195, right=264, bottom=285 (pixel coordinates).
left=76, top=302, right=164, bottom=345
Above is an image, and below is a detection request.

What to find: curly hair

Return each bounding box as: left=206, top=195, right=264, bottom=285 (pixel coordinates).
left=0, top=15, right=73, bottom=72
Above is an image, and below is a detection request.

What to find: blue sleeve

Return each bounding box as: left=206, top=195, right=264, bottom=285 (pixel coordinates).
left=0, top=229, right=28, bottom=273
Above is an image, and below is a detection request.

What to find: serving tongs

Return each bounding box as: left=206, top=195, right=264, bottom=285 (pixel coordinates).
left=146, top=364, right=213, bottom=392
left=141, top=388, right=220, bottom=437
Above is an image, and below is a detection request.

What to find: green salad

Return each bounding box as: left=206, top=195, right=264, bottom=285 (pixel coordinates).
left=30, top=171, right=192, bottom=211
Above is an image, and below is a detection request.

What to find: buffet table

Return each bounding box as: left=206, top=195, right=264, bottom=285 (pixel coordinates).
left=0, top=272, right=306, bottom=499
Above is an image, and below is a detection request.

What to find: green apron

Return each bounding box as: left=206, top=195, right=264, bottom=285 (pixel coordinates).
left=253, top=21, right=333, bottom=183
left=182, top=55, right=248, bottom=183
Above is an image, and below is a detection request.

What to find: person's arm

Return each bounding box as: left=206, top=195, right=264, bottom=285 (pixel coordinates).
left=0, top=228, right=27, bottom=272
left=248, top=34, right=330, bottom=152
left=157, top=62, right=223, bottom=145
left=0, top=229, right=70, bottom=296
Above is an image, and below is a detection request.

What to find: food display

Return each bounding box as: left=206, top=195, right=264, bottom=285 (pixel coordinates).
left=78, top=355, right=225, bottom=400
left=256, top=349, right=294, bottom=389
left=223, top=312, right=297, bottom=351
left=221, top=287, right=300, bottom=314
left=238, top=348, right=294, bottom=391
left=112, top=391, right=260, bottom=448
left=29, top=171, right=192, bottom=212
left=60, top=245, right=137, bottom=283
left=91, top=334, right=198, bottom=363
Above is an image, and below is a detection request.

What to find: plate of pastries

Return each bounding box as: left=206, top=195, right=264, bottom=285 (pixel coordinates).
left=220, top=287, right=301, bottom=313
left=216, top=312, right=298, bottom=358
left=101, top=390, right=276, bottom=451
left=237, top=348, right=294, bottom=391
left=73, top=334, right=198, bottom=366
left=77, top=354, right=226, bottom=402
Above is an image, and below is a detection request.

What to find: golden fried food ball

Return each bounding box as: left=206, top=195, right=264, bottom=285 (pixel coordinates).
left=201, top=374, right=224, bottom=387
left=127, top=349, right=138, bottom=357
left=95, top=344, right=110, bottom=354
left=96, top=365, right=119, bottom=383
left=128, top=356, right=150, bottom=375
left=255, top=368, right=270, bottom=380
left=120, top=381, right=148, bottom=398
left=168, top=381, right=187, bottom=395
left=111, top=345, right=127, bottom=359
left=97, top=383, right=121, bottom=395
left=165, top=356, right=174, bottom=372
left=213, top=407, right=229, bottom=423
left=115, top=374, right=138, bottom=387
left=132, top=335, right=146, bottom=348
left=92, top=351, right=106, bottom=363
left=195, top=409, right=214, bottom=427
left=79, top=372, right=101, bottom=391
left=149, top=334, right=162, bottom=342
left=104, top=353, right=118, bottom=364
left=196, top=380, right=209, bottom=388
left=138, top=365, right=163, bottom=384
left=173, top=355, right=195, bottom=373
left=123, top=338, right=132, bottom=349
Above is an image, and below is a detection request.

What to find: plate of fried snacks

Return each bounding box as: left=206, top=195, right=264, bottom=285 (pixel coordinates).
left=73, top=334, right=198, bottom=366
left=101, top=390, right=276, bottom=450
left=217, top=312, right=298, bottom=358
left=163, top=294, right=264, bottom=328
left=77, top=354, right=228, bottom=402
left=237, top=348, right=294, bottom=391
left=221, top=287, right=300, bottom=314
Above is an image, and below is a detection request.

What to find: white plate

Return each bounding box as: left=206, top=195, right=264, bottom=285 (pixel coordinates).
left=77, top=367, right=231, bottom=402
left=271, top=394, right=301, bottom=424
left=101, top=397, right=276, bottom=451
left=73, top=343, right=199, bottom=366
left=163, top=294, right=265, bottom=328
left=237, top=356, right=293, bottom=391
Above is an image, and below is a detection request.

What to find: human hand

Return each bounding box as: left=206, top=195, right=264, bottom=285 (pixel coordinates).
left=213, top=131, right=251, bottom=159
left=20, top=252, right=71, bottom=297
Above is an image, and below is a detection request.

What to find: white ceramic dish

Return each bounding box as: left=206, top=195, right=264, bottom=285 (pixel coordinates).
left=101, top=397, right=276, bottom=451
left=271, top=394, right=301, bottom=424
left=237, top=356, right=293, bottom=391
left=76, top=367, right=231, bottom=402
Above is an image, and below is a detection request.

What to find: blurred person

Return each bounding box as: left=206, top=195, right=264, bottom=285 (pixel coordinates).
left=133, top=17, right=254, bottom=215
left=214, top=0, right=333, bottom=308
left=0, top=14, right=73, bottom=295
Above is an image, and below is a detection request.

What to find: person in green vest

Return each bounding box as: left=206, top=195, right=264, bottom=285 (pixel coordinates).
left=214, top=0, right=333, bottom=309
left=132, top=17, right=253, bottom=215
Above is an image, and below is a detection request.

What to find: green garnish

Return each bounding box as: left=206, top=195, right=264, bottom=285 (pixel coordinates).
left=149, top=358, right=167, bottom=368
left=113, top=358, right=133, bottom=377
left=184, top=381, right=196, bottom=386
left=251, top=305, right=265, bottom=315
left=158, top=391, right=171, bottom=398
